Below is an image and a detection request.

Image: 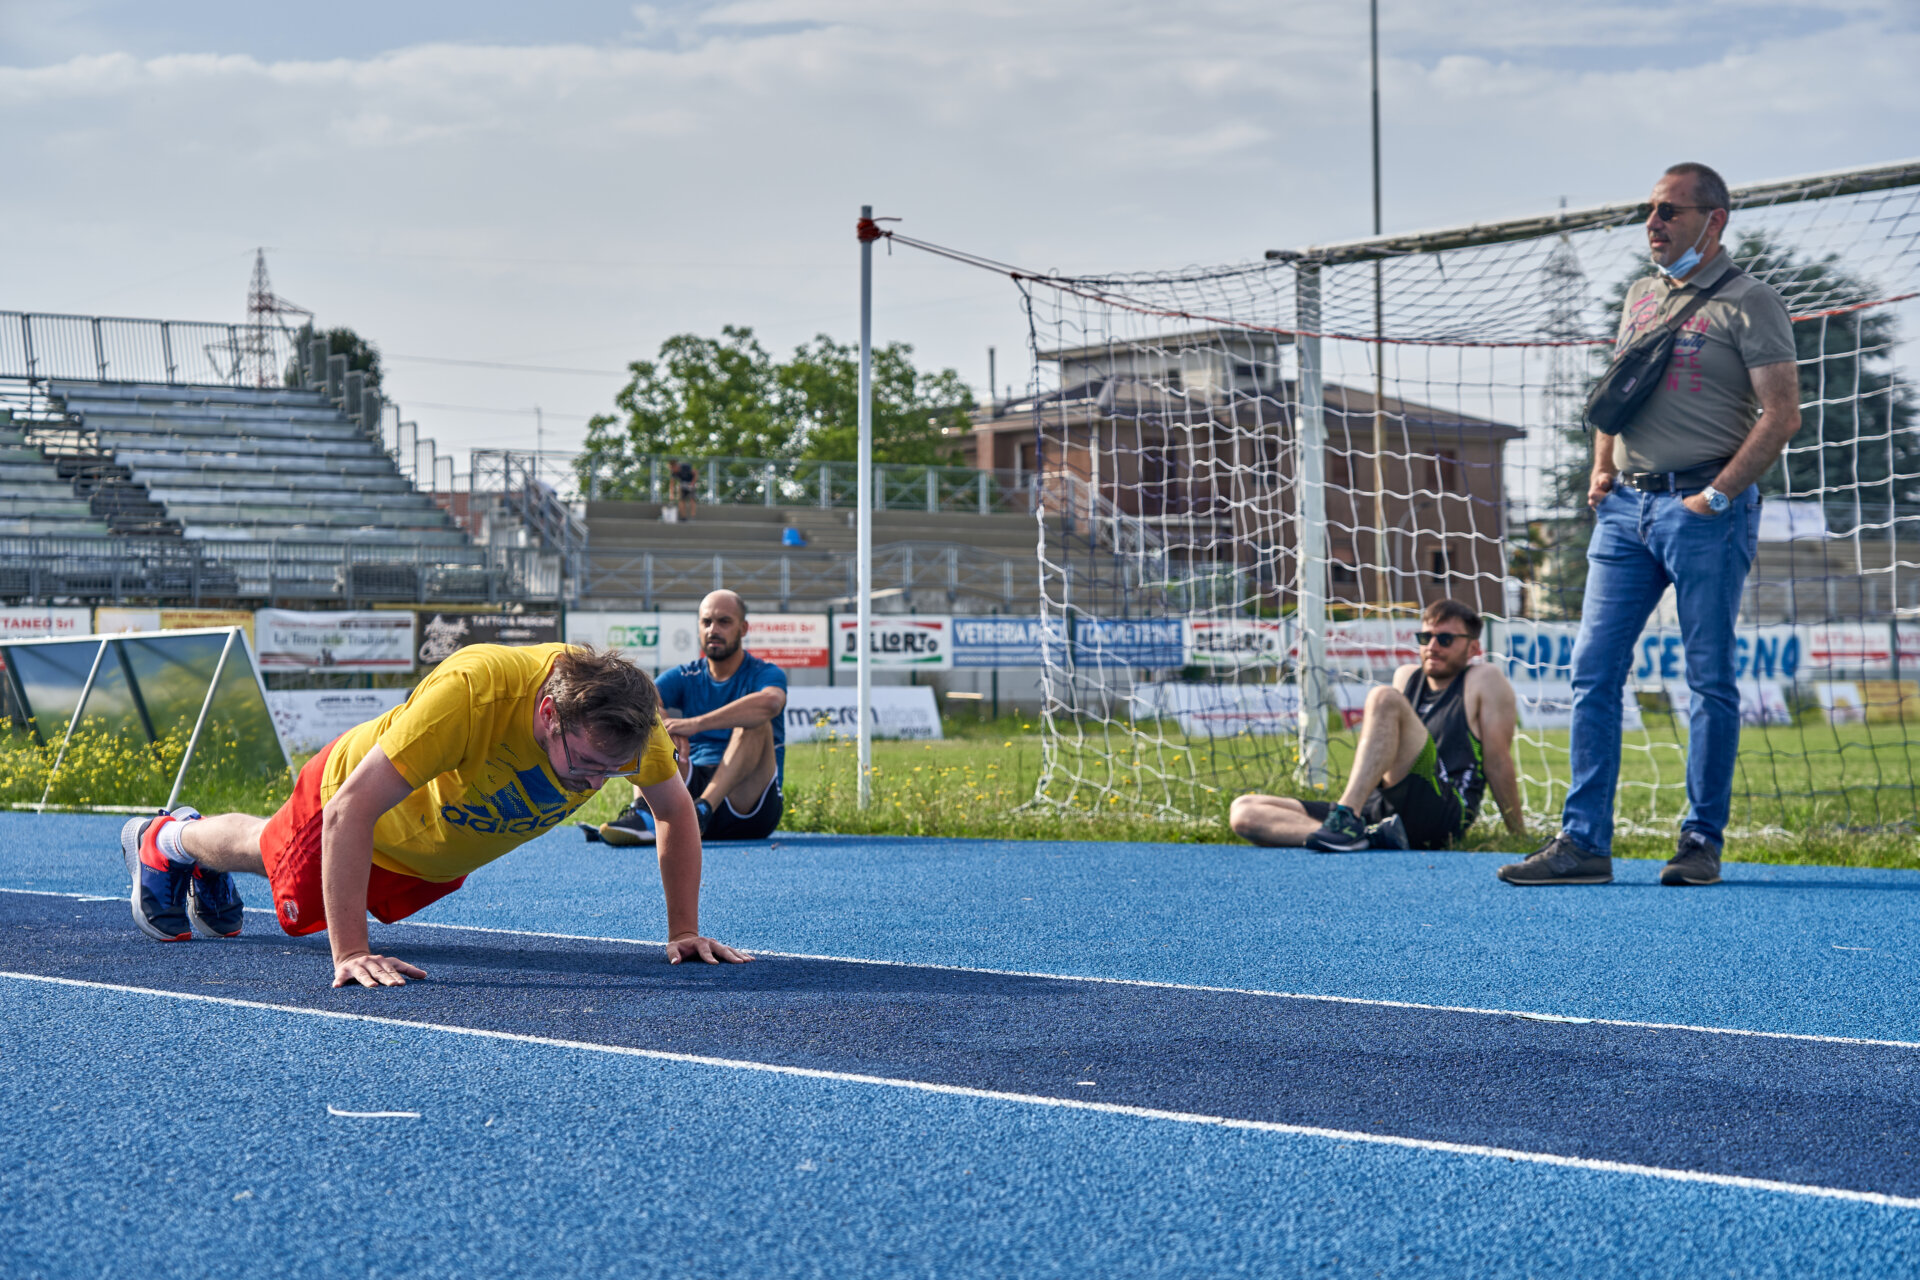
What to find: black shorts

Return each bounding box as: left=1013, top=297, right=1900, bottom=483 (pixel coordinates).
left=684, top=763, right=783, bottom=841
left=1302, top=772, right=1467, bottom=851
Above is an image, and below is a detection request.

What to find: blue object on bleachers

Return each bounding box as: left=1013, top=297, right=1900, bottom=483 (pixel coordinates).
left=781, top=526, right=807, bottom=547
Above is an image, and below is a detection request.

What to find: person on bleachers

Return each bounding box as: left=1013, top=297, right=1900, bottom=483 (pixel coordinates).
left=118, top=644, right=750, bottom=986
left=600, top=589, right=787, bottom=846
left=673, top=458, right=698, bottom=522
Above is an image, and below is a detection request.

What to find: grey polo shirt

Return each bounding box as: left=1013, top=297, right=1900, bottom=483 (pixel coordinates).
left=1609, top=250, right=1797, bottom=475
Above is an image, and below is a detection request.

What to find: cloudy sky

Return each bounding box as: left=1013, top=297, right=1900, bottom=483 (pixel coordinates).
left=3, top=0, right=1916, bottom=463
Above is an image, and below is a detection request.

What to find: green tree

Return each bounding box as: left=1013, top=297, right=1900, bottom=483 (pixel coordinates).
left=780, top=334, right=974, bottom=464
left=283, top=323, right=382, bottom=388
left=578, top=327, right=976, bottom=495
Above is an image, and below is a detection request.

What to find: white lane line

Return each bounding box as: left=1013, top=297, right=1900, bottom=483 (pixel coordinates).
left=327, top=1106, right=420, bottom=1119
left=5, top=967, right=1918, bottom=1213
left=9, top=884, right=1920, bottom=1053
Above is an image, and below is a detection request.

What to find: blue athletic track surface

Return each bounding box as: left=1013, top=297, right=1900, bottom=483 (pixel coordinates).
left=5, top=813, right=1920, bottom=1278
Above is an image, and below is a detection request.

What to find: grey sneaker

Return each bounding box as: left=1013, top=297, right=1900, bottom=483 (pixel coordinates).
left=1367, top=814, right=1410, bottom=850
left=1496, top=833, right=1613, bottom=885
left=1305, top=804, right=1370, bottom=853
left=1660, top=830, right=1723, bottom=886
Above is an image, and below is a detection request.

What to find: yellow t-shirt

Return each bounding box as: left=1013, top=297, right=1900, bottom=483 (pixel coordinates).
left=320, top=643, right=677, bottom=882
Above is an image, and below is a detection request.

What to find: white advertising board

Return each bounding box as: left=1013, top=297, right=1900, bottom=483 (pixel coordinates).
left=782, top=685, right=944, bottom=741
left=746, top=613, right=829, bottom=669
left=1316, top=620, right=1423, bottom=675
left=565, top=611, right=702, bottom=670
left=254, top=609, right=415, bottom=672
left=266, top=689, right=411, bottom=754
left=1513, top=681, right=1644, bottom=732
left=1132, top=682, right=1301, bottom=736
left=1186, top=619, right=1289, bottom=669
left=835, top=616, right=952, bottom=670
left=1660, top=680, right=1791, bottom=727
left=0, top=607, right=90, bottom=641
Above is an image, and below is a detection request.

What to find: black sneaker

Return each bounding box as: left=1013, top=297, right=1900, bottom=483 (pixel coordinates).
left=1496, top=833, right=1613, bottom=885
left=120, top=809, right=194, bottom=941
left=598, top=805, right=657, bottom=847
left=1660, top=830, right=1723, bottom=886
left=1367, top=814, right=1410, bottom=850
left=693, top=799, right=715, bottom=837
left=187, top=864, right=245, bottom=938
left=1305, top=804, right=1369, bottom=853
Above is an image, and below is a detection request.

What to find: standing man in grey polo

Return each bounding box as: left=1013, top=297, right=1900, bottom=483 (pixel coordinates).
left=1499, top=162, right=1801, bottom=888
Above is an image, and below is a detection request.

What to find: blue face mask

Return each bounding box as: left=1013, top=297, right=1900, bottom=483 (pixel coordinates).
left=1658, top=222, right=1711, bottom=279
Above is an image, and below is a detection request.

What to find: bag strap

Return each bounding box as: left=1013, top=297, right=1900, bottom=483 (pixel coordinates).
left=1653, top=266, right=1740, bottom=336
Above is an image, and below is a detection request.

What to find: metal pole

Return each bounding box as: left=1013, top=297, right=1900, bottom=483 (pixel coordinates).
left=1295, top=265, right=1331, bottom=788
left=1369, top=0, right=1390, bottom=613
left=857, top=205, right=876, bottom=808
left=37, top=637, right=111, bottom=811
left=165, top=628, right=237, bottom=812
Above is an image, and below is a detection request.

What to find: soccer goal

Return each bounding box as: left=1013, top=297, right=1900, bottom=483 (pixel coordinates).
left=878, top=159, right=1920, bottom=833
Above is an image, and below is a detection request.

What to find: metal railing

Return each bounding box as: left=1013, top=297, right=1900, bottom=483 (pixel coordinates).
left=0, top=535, right=561, bottom=606
left=525, top=450, right=1042, bottom=517
left=0, top=312, right=306, bottom=388
left=580, top=541, right=1040, bottom=610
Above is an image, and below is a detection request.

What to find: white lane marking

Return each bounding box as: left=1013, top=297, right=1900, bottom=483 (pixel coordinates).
left=8, top=885, right=1920, bottom=1052
left=327, top=1106, right=420, bottom=1119
left=5, top=968, right=1918, bottom=1213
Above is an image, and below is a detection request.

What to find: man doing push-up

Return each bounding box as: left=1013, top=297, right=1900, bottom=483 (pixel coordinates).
left=120, top=642, right=751, bottom=986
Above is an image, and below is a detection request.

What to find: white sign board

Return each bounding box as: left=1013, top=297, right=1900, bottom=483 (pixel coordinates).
left=266, top=689, right=411, bottom=754
left=1514, top=681, right=1644, bottom=732
left=746, top=613, right=829, bottom=669
left=835, top=616, right=952, bottom=670
left=1661, top=680, right=1791, bottom=727
left=1132, top=682, right=1301, bottom=736
left=782, top=685, right=944, bottom=741
left=565, top=611, right=702, bottom=671
left=1317, top=620, right=1424, bottom=675
left=1186, top=619, right=1289, bottom=669
left=0, top=607, right=90, bottom=641
left=254, top=609, right=415, bottom=672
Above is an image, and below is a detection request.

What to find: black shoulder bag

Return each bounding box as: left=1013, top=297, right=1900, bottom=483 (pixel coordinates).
left=1582, top=270, right=1738, bottom=435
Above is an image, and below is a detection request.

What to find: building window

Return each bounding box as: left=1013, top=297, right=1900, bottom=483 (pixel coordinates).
left=1428, top=549, right=1450, bottom=582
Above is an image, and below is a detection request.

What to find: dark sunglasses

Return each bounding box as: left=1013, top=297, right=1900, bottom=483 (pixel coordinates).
left=1649, top=202, right=1711, bottom=223
left=1415, top=631, right=1467, bottom=648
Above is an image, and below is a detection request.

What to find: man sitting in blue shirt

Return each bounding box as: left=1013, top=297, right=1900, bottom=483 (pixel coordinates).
left=599, top=589, right=788, bottom=844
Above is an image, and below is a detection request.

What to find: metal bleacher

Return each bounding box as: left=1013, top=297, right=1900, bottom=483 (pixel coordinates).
left=49, top=381, right=467, bottom=546
left=0, top=411, right=112, bottom=537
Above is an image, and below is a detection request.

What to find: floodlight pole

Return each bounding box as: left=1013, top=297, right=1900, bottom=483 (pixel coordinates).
left=166, top=627, right=237, bottom=813
left=37, top=636, right=111, bottom=812
left=856, top=205, right=876, bottom=808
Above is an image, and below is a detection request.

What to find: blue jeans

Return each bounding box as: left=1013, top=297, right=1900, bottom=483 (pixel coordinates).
left=1561, top=482, right=1761, bottom=855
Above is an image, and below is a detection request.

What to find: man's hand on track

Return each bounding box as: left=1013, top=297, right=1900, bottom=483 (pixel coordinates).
left=333, top=952, right=428, bottom=988
left=666, top=933, right=754, bottom=965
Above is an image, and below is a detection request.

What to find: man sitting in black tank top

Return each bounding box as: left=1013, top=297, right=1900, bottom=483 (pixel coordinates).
left=1230, top=600, right=1528, bottom=852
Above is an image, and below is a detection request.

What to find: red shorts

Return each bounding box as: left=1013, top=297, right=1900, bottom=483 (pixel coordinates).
left=260, top=736, right=466, bottom=937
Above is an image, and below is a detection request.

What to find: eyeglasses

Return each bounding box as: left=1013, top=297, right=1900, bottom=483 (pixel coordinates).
left=549, top=709, right=640, bottom=783
left=1648, top=202, right=1712, bottom=223
left=1415, top=631, right=1468, bottom=649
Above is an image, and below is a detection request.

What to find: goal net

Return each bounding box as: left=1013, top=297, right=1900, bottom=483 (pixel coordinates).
left=889, top=160, right=1920, bottom=835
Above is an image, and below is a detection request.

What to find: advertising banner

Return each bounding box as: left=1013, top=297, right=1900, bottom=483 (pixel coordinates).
left=950, top=616, right=1050, bottom=668
left=0, top=607, right=90, bottom=641
left=255, top=609, right=414, bottom=672
left=1660, top=680, right=1792, bottom=727
left=835, top=616, right=952, bottom=670
left=783, top=685, right=944, bottom=741
left=415, top=609, right=561, bottom=666
left=1493, top=622, right=1807, bottom=683
left=1186, top=619, right=1289, bottom=668
left=266, top=689, right=411, bottom=754
left=1513, top=681, right=1644, bottom=732
left=1319, top=620, right=1423, bottom=675
left=95, top=607, right=257, bottom=646
left=1070, top=618, right=1184, bottom=668
left=564, top=612, right=701, bottom=671
left=746, top=613, right=829, bottom=669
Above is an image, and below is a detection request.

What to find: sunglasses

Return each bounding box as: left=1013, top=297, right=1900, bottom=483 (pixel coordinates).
left=1415, top=631, right=1469, bottom=649
left=1649, top=202, right=1712, bottom=223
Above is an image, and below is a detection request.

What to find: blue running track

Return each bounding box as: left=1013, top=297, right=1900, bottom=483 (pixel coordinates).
left=4, top=813, right=1920, bottom=1277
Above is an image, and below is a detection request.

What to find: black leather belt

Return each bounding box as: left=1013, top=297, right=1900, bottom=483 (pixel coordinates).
left=1617, top=461, right=1727, bottom=493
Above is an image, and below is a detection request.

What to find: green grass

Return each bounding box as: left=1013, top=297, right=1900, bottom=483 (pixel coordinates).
left=1, top=722, right=293, bottom=815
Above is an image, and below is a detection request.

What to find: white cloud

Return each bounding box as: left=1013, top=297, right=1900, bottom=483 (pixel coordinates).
left=1, top=0, right=1915, bottom=458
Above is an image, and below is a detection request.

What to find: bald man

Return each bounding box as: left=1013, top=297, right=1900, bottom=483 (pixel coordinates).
left=600, top=590, right=788, bottom=845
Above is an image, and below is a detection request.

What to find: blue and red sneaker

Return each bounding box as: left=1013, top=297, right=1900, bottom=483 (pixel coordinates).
left=187, top=863, right=245, bottom=938
left=119, top=809, right=195, bottom=942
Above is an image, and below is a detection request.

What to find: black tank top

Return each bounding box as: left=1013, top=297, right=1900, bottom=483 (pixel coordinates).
left=1397, top=666, right=1486, bottom=824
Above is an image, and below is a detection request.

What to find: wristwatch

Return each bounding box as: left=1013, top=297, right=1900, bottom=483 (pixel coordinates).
left=1703, top=485, right=1731, bottom=513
